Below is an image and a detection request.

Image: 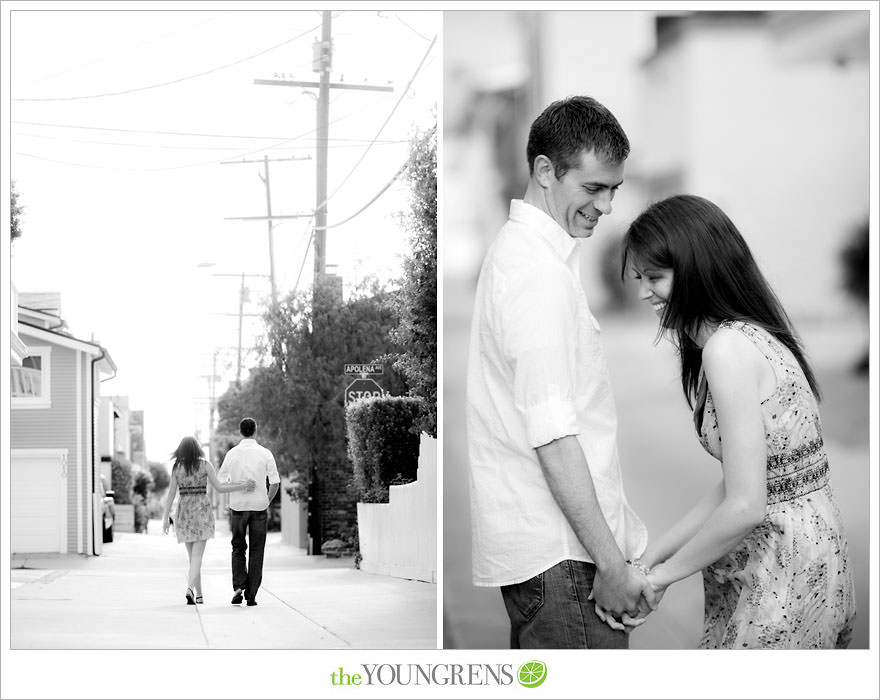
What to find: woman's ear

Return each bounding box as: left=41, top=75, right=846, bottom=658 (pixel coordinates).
left=533, top=155, right=555, bottom=188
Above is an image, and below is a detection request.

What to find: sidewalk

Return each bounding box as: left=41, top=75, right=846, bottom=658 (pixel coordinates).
left=10, top=519, right=437, bottom=649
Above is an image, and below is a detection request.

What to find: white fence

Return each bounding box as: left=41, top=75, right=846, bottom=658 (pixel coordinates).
left=280, top=477, right=308, bottom=549
left=356, top=434, right=437, bottom=583
left=114, top=504, right=134, bottom=533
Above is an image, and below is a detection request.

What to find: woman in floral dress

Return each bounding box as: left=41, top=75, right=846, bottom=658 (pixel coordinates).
left=616, top=194, right=855, bottom=648
left=162, top=436, right=255, bottom=605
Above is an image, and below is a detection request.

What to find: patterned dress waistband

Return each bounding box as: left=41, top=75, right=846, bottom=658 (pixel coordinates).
left=178, top=486, right=207, bottom=495
left=767, top=436, right=824, bottom=469
left=766, top=437, right=829, bottom=505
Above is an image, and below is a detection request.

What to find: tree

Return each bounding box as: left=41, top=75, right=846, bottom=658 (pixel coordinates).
left=148, top=461, right=170, bottom=494
left=216, top=277, right=407, bottom=550
left=11, top=181, right=23, bottom=242
left=841, top=220, right=869, bottom=374
left=841, top=220, right=868, bottom=308
left=385, top=124, right=437, bottom=436
left=132, top=468, right=154, bottom=502
left=131, top=468, right=154, bottom=533
left=111, top=456, right=134, bottom=505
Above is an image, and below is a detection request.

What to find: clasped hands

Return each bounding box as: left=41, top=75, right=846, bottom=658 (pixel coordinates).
left=588, top=560, right=666, bottom=631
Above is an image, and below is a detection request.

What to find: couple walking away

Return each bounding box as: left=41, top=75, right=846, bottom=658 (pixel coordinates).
left=163, top=417, right=281, bottom=607
left=466, top=95, right=856, bottom=649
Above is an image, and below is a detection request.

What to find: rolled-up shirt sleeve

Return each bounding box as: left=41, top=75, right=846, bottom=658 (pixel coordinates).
left=500, top=265, right=579, bottom=448
left=266, top=449, right=281, bottom=484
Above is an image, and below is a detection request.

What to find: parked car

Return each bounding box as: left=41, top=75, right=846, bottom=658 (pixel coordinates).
left=99, top=474, right=115, bottom=543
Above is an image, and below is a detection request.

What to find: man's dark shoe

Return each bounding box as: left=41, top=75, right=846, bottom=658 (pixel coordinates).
left=231, top=589, right=244, bottom=605
left=246, top=599, right=258, bottom=607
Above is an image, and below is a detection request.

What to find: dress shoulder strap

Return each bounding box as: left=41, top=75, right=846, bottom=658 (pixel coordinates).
left=693, top=368, right=708, bottom=435
left=717, top=319, right=781, bottom=362
left=716, top=320, right=793, bottom=390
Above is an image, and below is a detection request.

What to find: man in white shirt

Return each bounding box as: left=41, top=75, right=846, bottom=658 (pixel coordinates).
left=218, top=417, right=280, bottom=606
left=466, top=95, right=654, bottom=648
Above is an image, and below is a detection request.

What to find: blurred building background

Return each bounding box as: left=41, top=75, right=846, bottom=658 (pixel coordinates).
left=443, top=9, right=871, bottom=650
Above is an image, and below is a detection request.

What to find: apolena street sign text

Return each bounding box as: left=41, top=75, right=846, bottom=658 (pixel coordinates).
left=344, top=363, right=384, bottom=375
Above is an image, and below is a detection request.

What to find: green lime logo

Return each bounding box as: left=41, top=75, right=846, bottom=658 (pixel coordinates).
left=517, top=660, right=547, bottom=688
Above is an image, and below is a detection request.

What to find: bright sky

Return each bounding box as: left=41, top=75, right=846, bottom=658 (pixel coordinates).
left=4, top=6, right=439, bottom=462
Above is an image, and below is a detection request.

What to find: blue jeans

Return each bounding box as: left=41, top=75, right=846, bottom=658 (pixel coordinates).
left=500, top=560, right=629, bottom=649
left=229, top=509, right=268, bottom=601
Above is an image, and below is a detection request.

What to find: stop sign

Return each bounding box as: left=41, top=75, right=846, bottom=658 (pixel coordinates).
left=345, top=378, right=385, bottom=405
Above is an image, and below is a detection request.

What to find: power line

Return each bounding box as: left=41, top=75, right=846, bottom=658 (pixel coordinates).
left=196, top=92, right=389, bottom=164
left=324, top=34, right=436, bottom=206
left=392, top=13, right=433, bottom=42
left=20, top=13, right=232, bottom=89
left=278, top=220, right=314, bottom=295
left=14, top=23, right=321, bottom=102
left=12, top=94, right=394, bottom=172
left=13, top=150, right=221, bottom=173
left=12, top=119, right=302, bottom=140
left=12, top=84, right=388, bottom=170
left=323, top=164, right=404, bottom=230
left=13, top=131, right=406, bottom=151
left=293, top=229, right=314, bottom=298
left=320, top=125, right=435, bottom=231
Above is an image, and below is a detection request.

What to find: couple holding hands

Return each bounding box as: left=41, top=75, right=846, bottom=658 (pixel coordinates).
left=466, top=95, right=855, bottom=649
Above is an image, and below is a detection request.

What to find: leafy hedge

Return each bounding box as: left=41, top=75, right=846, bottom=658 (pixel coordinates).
left=346, top=395, right=424, bottom=503
left=111, top=457, right=134, bottom=505
left=133, top=494, right=149, bottom=533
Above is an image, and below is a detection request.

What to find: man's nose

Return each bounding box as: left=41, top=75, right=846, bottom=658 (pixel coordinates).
left=594, top=190, right=613, bottom=215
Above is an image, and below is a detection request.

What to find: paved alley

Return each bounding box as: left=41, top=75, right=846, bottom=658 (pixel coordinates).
left=10, top=519, right=437, bottom=650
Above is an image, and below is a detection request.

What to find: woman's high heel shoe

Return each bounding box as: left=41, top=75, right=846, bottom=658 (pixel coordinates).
left=186, top=587, right=196, bottom=605
left=195, top=595, right=204, bottom=604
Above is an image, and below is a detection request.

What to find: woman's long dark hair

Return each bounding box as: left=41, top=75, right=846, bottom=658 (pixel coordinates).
left=171, top=436, right=204, bottom=477
left=621, top=194, right=820, bottom=408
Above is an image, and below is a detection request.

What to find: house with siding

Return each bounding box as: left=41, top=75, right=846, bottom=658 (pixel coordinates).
left=10, top=285, right=28, bottom=368
left=10, top=293, right=117, bottom=556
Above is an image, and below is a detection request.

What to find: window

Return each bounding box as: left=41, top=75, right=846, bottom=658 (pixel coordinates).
left=11, top=347, right=51, bottom=408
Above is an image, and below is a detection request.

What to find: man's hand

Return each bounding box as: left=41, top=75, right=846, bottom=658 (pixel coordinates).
left=593, top=567, right=666, bottom=630
left=588, top=561, right=648, bottom=626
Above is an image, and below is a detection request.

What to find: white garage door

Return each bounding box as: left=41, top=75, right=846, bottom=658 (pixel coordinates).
left=11, top=450, right=67, bottom=554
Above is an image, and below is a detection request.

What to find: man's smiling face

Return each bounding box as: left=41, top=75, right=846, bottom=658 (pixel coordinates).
left=541, top=149, right=625, bottom=238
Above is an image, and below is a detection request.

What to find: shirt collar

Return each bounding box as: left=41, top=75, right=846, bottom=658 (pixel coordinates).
left=239, top=438, right=256, bottom=444
left=509, top=199, right=580, bottom=264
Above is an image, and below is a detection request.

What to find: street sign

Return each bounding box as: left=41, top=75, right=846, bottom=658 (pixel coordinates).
left=344, top=363, right=384, bottom=375
left=345, top=378, right=386, bottom=406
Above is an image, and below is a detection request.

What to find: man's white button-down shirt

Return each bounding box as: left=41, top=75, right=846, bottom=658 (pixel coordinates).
left=217, top=438, right=281, bottom=511
left=466, top=199, right=647, bottom=587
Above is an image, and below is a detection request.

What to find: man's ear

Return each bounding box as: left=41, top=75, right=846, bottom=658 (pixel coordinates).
left=533, top=155, right=556, bottom=188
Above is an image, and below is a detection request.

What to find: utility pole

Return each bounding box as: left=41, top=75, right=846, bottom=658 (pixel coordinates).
left=254, top=12, right=393, bottom=296
left=254, top=14, right=394, bottom=557
left=210, top=272, right=271, bottom=384
left=221, top=154, right=311, bottom=306
left=211, top=349, right=218, bottom=446
left=261, top=156, right=277, bottom=306
left=314, top=10, right=331, bottom=290
left=200, top=349, right=222, bottom=464
left=237, top=272, right=246, bottom=386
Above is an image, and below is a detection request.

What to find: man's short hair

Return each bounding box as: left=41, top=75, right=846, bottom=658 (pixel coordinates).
left=240, top=417, right=257, bottom=438
left=526, top=95, right=630, bottom=178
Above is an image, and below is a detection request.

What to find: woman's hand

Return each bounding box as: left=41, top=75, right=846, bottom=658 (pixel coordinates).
left=644, top=568, right=669, bottom=610
left=593, top=560, right=670, bottom=629
left=241, top=478, right=257, bottom=492
left=162, top=515, right=171, bottom=535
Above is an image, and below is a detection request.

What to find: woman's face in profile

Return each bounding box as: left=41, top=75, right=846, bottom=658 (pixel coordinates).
left=630, top=264, right=673, bottom=320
